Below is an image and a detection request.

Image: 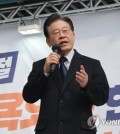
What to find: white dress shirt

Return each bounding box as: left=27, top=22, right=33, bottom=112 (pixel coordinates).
left=44, top=49, right=74, bottom=76
left=63, top=49, right=74, bottom=70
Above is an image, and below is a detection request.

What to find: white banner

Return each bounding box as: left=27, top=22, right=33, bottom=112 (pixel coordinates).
left=0, top=9, right=120, bottom=134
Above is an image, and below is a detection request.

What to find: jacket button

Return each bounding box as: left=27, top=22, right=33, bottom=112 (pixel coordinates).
left=60, top=99, right=64, bottom=103
left=89, top=92, right=94, bottom=97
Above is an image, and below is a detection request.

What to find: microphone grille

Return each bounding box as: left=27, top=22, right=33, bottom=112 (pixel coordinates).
left=52, top=44, right=61, bottom=52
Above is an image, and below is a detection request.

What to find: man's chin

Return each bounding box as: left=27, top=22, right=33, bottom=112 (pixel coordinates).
left=60, top=45, right=70, bottom=50
left=60, top=49, right=71, bottom=55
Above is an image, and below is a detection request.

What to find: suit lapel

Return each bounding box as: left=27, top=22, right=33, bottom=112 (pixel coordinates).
left=50, top=50, right=84, bottom=93
left=61, top=50, right=84, bottom=93
left=50, top=64, right=63, bottom=92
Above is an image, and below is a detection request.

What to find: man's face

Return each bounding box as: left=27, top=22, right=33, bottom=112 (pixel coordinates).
left=46, top=20, right=75, bottom=55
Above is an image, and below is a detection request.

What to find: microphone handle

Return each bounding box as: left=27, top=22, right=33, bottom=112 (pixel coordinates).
left=50, top=64, right=56, bottom=73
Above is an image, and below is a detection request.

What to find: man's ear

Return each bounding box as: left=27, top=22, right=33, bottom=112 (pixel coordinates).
left=46, top=38, right=51, bottom=47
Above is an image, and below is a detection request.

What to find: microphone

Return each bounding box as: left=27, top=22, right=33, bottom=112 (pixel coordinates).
left=50, top=44, right=61, bottom=72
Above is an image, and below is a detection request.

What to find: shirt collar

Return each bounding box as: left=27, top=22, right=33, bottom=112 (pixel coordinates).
left=64, top=49, right=74, bottom=63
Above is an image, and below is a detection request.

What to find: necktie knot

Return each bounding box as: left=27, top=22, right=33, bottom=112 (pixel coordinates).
left=60, top=56, right=67, bottom=63
left=60, top=57, right=67, bottom=81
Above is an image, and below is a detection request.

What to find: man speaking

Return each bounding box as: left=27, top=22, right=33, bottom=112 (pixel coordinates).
left=22, top=13, right=109, bottom=134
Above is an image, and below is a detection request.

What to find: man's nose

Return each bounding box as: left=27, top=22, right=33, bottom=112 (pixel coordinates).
left=59, top=31, right=65, bottom=38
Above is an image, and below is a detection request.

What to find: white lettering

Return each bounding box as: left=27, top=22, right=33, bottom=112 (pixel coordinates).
left=0, top=57, right=12, bottom=68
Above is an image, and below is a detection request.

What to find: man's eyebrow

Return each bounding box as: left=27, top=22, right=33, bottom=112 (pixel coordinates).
left=51, top=26, right=69, bottom=31
left=52, top=29, right=59, bottom=32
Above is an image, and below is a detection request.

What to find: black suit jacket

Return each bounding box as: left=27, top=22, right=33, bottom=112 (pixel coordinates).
left=23, top=50, right=109, bottom=134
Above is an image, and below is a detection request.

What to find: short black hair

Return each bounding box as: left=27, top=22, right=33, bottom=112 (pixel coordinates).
left=43, top=13, right=74, bottom=38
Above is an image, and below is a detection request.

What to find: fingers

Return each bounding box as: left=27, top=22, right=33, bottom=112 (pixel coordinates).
left=44, top=52, right=60, bottom=73
left=80, top=65, right=84, bottom=70
left=75, top=65, right=88, bottom=88
left=79, top=65, right=87, bottom=76
left=47, top=52, right=60, bottom=65
left=76, top=65, right=87, bottom=79
left=76, top=71, right=86, bottom=82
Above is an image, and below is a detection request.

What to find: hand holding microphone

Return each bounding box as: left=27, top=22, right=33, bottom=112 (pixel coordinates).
left=44, top=44, right=61, bottom=73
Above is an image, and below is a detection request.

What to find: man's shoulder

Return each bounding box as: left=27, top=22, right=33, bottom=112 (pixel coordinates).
left=33, top=58, right=46, bottom=66
left=82, top=55, right=99, bottom=62
left=74, top=49, right=100, bottom=63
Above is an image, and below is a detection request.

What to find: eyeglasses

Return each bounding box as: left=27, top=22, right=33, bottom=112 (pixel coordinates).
left=50, top=27, right=71, bottom=37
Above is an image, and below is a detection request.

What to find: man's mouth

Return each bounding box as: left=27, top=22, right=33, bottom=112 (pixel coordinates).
left=60, top=41, right=68, bottom=46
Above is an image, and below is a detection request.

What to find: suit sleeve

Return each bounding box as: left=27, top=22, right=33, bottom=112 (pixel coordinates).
left=84, top=60, right=109, bottom=106
left=22, top=60, right=48, bottom=103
